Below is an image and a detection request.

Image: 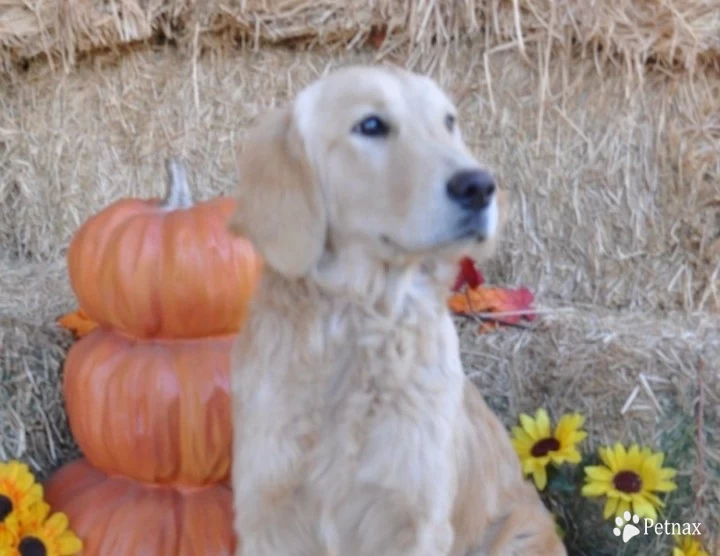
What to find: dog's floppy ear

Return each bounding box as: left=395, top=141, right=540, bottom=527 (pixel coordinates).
left=229, top=105, right=326, bottom=278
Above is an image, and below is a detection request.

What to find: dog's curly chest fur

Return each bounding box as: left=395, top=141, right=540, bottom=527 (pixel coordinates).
left=232, top=267, right=463, bottom=554
left=241, top=266, right=464, bottom=447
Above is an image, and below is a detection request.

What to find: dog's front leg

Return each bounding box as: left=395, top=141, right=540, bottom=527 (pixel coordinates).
left=315, top=411, right=459, bottom=556
left=231, top=372, right=320, bottom=556
left=233, top=416, right=323, bottom=556
left=468, top=491, right=568, bottom=556
left=320, top=482, right=455, bottom=556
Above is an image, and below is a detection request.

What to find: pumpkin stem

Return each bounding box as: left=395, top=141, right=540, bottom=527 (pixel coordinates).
left=161, top=158, right=194, bottom=210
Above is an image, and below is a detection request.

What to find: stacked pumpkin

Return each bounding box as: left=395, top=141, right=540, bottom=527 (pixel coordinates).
left=45, top=159, right=261, bottom=554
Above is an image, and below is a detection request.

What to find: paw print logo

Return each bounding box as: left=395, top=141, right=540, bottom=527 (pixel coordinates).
left=613, top=511, right=641, bottom=543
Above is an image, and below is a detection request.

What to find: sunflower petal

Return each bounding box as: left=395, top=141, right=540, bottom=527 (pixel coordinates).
left=0, top=513, right=19, bottom=540
left=45, top=512, right=70, bottom=535
left=511, top=430, right=533, bottom=456
left=522, top=458, right=537, bottom=476
left=519, top=414, right=539, bottom=439
left=599, top=446, right=618, bottom=471
left=597, top=446, right=608, bottom=467
left=642, top=452, right=664, bottom=474
left=569, top=431, right=588, bottom=444
left=627, top=444, right=642, bottom=470
left=617, top=491, right=632, bottom=502
left=581, top=481, right=610, bottom=497
left=58, top=531, right=84, bottom=555
left=535, top=409, right=551, bottom=438
left=23, top=501, right=51, bottom=527
left=616, top=499, right=630, bottom=519
left=643, top=492, right=664, bottom=508
left=632, top=497, right=658, bottom=522
left=555, top=414, right=586, bottom=444
left=511, top=440, right=531, bottom=458
left=659, top=468, right=678, bottom=480
left=5, top=462, right=21, bottom=481
left=653, top=451, right=665, bottom=467
left=554, top=415, right=571, bottom=441
left=584, top=466, right=613, bottom=482
left=655, top=480, right=678, bottom=493
left=0, top=524, right=15, bottom=540
left=532, top=466, right=548, bottom=491
left=511, top=426, right=533, bottom=443
left=15, top=473, right=33, bottom=493
left=569, top=413, right=585, bottom=429
left=552, top=449, right=582, bottom=465
left=603, top=497, right=619, bottom=520
left=26, top=484, right=44, bottom=505
left=639, top=446, right=653, bottom=460
left=613, top=443, right=628, bottom=466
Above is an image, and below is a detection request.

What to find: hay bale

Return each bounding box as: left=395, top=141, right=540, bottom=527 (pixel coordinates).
left=0, top=317, right=79, bottom=480
left=458, top=309, right=720, bottom=554
left=459, top=310, right=719, bottom=433
left=0, top=256, right=74, bottom=324
left=1, top=44, right=717, bottom=312
left=0, top=0, right=718, bottom=76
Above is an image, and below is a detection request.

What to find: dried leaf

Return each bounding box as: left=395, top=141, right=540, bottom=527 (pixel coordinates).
left=367, top=25, right=388, bottom=49
left=477, top=321, right=500, bottom=334
left=452, top=256, right=485, bottom=291
left=57, top=309, right=99, bottom=338
left=448, top=285, right=536, bottom=325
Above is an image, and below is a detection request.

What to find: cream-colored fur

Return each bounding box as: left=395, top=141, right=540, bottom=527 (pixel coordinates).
left=228, top=65, right=566, bottom=556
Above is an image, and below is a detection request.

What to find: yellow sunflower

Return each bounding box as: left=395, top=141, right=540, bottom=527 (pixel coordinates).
left=0, top=514, right=18, bottom=549
left=581, top=443, right=677, bottom=521
left=0, top=462, right=44, bottom=546
left=673, top=534, right=709, bottom=556
left=511, top=408, right=587, bottom=490
left=0, top=502, right=82, bottom=556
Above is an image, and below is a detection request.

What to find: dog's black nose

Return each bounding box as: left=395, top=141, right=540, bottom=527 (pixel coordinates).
left=446, top=170, right=496, bottom=210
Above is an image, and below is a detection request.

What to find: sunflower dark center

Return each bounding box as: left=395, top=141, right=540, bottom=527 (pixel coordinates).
left=18, top=536, right=47, bottom=556
left=531, top=437, right=561, bottom=457
left=613, top=470, right=643, bottom=493
left=0, top=495, right=13, bottom=522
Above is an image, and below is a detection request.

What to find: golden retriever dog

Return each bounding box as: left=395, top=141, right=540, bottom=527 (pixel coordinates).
left=227, top=64, right=566, bottom=556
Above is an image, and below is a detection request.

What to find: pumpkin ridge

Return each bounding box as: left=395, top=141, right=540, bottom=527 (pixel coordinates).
left=68, top=200, right=148, bottom=316
left=111, top=214, right=164, bottom=336
left=62, top=327, right=233, bottom=485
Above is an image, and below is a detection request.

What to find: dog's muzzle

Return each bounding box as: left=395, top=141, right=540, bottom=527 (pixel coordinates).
left=446, top=169, right=498, bottom=241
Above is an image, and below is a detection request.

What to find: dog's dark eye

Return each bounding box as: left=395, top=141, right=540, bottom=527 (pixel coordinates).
left=352, top=116, right=390, bottom=137
left=445, top=114, right=456, bottom=132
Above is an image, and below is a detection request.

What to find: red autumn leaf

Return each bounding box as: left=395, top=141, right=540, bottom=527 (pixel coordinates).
left=452, top=256, right=485, bottom=291
left=368, top=26, right=388, bottom=49
left=448, top=285, right=536, bottom=325
left=57, top=308, right=99, bottom=338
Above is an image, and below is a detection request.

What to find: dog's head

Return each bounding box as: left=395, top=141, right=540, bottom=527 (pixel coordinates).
left=229, top=65, right=506, bottom=279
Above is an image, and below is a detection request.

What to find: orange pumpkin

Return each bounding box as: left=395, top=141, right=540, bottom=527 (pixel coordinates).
left=67, top=159, right=262, bottom=339
left=63, top=326, right=234, bottom=485
left=44, top=459, right=237, bottom=555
